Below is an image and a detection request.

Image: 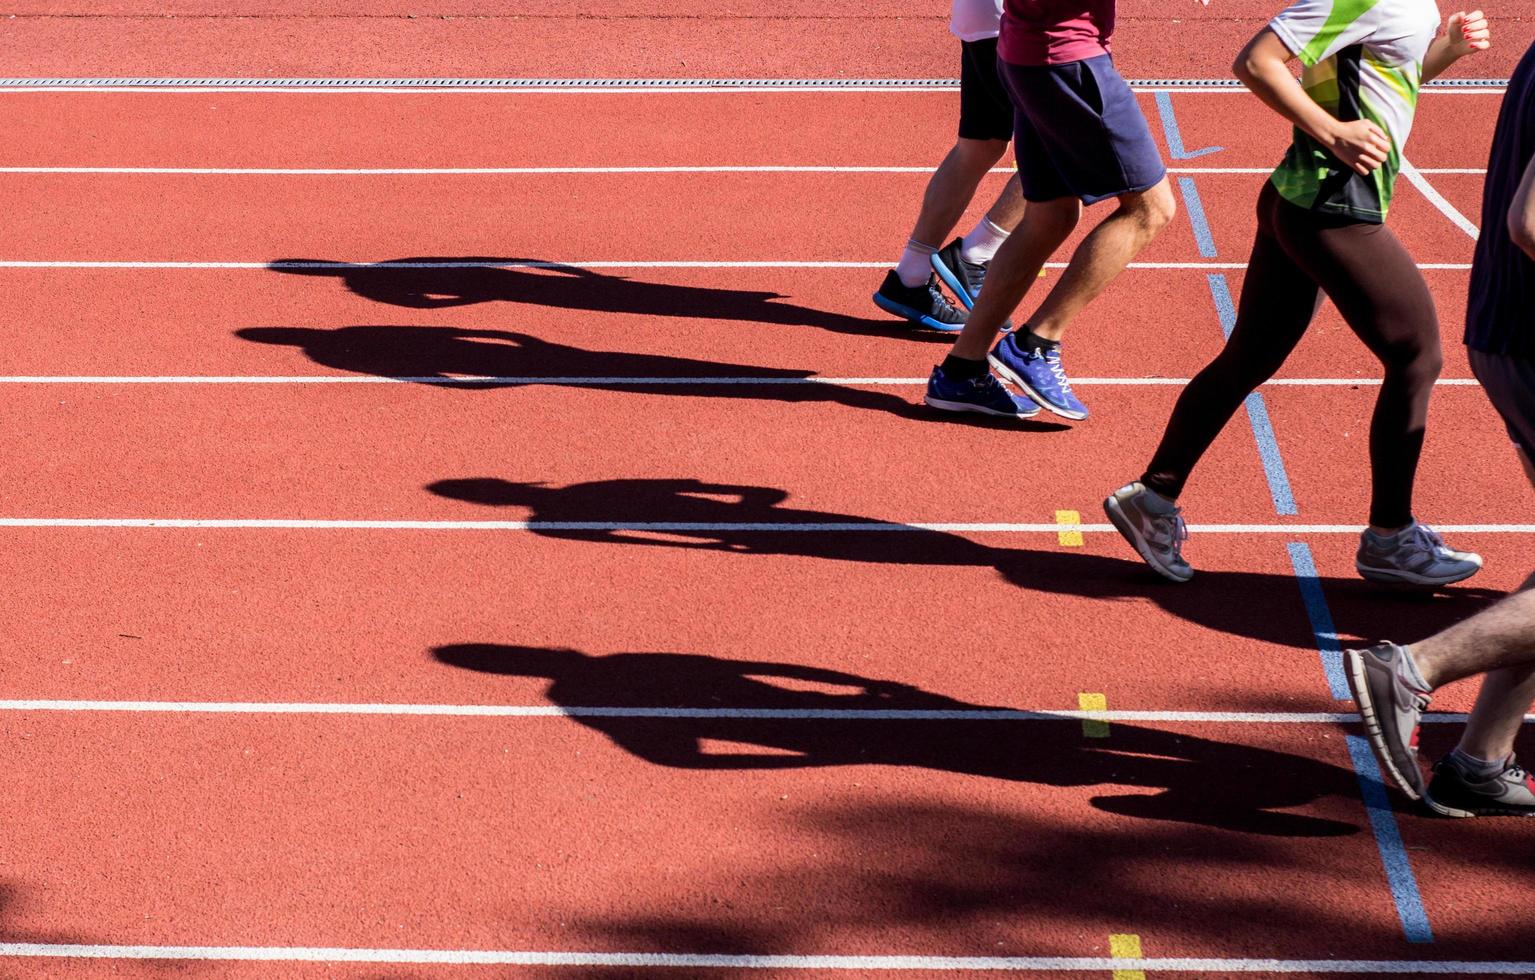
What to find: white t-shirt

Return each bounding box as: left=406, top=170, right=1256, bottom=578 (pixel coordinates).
left=950, top=0, right=1003, bottom=42
left=1268, top=0, right=1441, bottom=219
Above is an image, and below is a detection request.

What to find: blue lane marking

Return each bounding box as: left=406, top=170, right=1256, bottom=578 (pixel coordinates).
left=1285, top=541, right=1350, bottom=699
left=1287, top=542, right=1435, bottom=943
left=1154, top=90, right=1223, bottom=160
left=1177, top=177, right=1218, bottom=258
left=1206, top=273, right=1299, bottom=515
left=1346, top=734, right=1437, bottom=944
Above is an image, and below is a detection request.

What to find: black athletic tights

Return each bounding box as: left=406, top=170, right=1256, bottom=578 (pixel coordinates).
left=1142, top=181, right=1443, bottom=529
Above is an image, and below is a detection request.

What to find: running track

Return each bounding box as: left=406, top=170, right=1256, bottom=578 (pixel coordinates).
left=2, top=13, right=1535, bottom=980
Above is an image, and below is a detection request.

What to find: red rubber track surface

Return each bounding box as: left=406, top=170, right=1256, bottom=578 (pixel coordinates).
left=1, top=24, right=1535, bottom=980
left=1, top=1, right=1532, bottom=78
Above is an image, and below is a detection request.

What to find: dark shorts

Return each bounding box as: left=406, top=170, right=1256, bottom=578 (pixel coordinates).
left=959, top=38, right=1014, bottom=143
left=1000, top=54, right=1166, bottom=205
left=1469, top=347, right=1535, bottom=460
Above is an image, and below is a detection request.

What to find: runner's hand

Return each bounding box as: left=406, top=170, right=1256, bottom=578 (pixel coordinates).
left=1326, top=119, right=1392, bottom=176
left=1446, top=11, right=1491, bottom=57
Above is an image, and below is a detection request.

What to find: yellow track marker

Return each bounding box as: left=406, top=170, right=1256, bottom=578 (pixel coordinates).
left=1079, top=692, right=1109, bottom=738
left=1109, top=933, right=1145, bottom=980
left=1055, top=509, right=1084, bottom=547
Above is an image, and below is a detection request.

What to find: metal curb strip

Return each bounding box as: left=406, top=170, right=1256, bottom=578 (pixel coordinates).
left=0, top=77, right=1511, bottom=90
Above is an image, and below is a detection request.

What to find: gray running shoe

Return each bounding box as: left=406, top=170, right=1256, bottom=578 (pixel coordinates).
left=1104, top=482, right=1192, bottom=583
left=1344, top=642, right=1432, bottom=800
left=1356, top=522, right=1483, bottom=587
left=1427, top=753, right=1535, bottom=818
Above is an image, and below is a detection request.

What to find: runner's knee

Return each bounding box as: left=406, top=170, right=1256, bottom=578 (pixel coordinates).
left=953, top=137, right=1009, bottom=173
left=1380, top=332, right=1443, bottom=386
left=1122, top=179, right=1177, bottom=233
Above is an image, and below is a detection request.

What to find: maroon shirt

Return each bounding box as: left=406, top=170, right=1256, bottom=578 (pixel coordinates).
left=998, top=0, right=1115, bottom=66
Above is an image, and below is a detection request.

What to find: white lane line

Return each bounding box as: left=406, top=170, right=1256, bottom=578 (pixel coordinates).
left=0, top=165, right=1484, bottom=175
left=0, top=77, right=1505, bottom=92
left=0, top=260, right=1474, bottom=270
left=1402, top=158, right=1480, bottom=240
left=0, top=520, right=1526, bottom=532
left=1, top=701, right=1524, bottom=722
left=2, top=945, right=1533, bottom=972
left=0, top=376, right=1483, bottom=386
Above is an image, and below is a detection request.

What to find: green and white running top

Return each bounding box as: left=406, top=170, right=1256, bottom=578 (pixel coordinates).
left=1267, top=0, right=1441, bottom=222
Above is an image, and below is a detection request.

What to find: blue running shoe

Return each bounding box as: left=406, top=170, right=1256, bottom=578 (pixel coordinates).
left=988, top=332, right=1088, bottom=420
left=930, top=238, right=986, bottom=310
left=872, top=270, right=968, bottom=332
left=924, top=365, right=1040, bottom=418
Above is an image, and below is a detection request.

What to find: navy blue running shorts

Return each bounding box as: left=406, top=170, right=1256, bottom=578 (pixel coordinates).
left=1000, top=54, right=1166, bottom=205
left=959, top=38, right=1015, bottom=143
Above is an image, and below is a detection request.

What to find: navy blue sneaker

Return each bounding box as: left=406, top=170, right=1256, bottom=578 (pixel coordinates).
left=924, top=365, right=1039, bottom=418
left=988, top=332, right=1088, bottom=420
left=872, top=270, right=968, bottom=332
left=931, top=238, right=986, bottom=310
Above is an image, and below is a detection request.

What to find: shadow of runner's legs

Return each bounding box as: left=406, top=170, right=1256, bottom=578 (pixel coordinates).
left=235, top=323, right=1060, bottom=424
left=434, top=643, right=1360, bottom=837
left=267, top=257, right=944, bottom=341
left=425, top=476, right=1500, bottom=647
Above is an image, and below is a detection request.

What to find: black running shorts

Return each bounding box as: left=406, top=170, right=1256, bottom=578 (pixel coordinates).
left=959, top=38, right=1014, bottom=143
left=1470, top=348, right=1535, bottom=461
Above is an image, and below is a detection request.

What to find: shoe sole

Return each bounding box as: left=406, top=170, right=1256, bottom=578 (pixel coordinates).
left=1102, top=493, right=1193, bottom=583
left=1424, top=792, right=1534, bottom=818
left=1355, top=560, right=1484, bottom=587
left=1424, top=793, right=1477, bottom=818
left=1343, top=649, right=1425, bottom=801
left=988, top=352, right=1089, bottom=421
left=871, top=292, right=966, bottom=333
left=930, top=254, right=977, bottom=311
left=924, top=394, right=1040, bottom=419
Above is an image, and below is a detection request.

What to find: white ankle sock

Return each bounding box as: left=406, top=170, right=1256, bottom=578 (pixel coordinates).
left=960, top=217, right=1010, bottom=264
left=895, top=239, right=938, bottom=288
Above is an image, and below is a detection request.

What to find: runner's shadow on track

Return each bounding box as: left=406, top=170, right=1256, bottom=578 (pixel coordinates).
left=434, top=643, right=1360, bottom=838
left=426, top=476, right=1499, bottom=647
left=235, top=324, right=1063, bottom=429
left=268, top=257, right=947, bottom=342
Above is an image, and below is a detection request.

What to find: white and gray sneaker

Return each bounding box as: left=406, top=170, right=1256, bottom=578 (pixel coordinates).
left=1356, top=522, right=1483, bottom=587
left=1427, top=753, right=1535, bottom=818
left=1344, top=642, right=1432, bottom=801
left=1104, top=482, right=1192, bottom=583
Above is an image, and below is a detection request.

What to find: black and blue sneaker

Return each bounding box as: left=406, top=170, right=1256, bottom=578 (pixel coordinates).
left=931, top=238, right=986, bottom=310
left=989, top=332, right=1088, bottom=421
left=924, top=365, right=1039, bottom=419
left=872, top=270, right=968, bottom=332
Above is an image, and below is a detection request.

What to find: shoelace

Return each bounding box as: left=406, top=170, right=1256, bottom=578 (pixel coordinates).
left=1503, top=756, right=1533, bottom=790
left=927, top=282, right=963, bottom=320
left=1044, top=349, right=1075, bottom=394
left=969, top=374, right=1006, bottom=398
left=1149, top=508, right=1188, bottom=551
left=1407, top=523, right=1447, bottom=554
